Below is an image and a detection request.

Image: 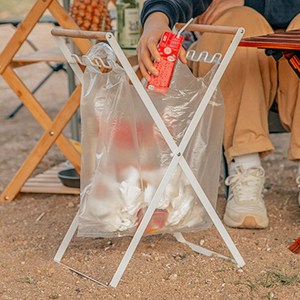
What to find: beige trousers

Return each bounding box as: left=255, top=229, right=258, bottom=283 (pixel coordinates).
left=188, top=7, right=300, bottom=163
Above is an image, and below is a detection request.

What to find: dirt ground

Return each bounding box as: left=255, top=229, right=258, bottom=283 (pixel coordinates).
left=0, top=23, right=300, bottom=300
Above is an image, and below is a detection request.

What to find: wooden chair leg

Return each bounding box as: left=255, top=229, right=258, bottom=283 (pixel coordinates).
left=0, top=0, right=93, bottom=202
left=2, top=66, right=81, bottom=169
left=0, top=81, right=81, bottom=202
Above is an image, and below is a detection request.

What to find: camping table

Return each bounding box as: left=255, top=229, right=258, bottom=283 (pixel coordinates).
left=239, top=29, right=300, bottom=77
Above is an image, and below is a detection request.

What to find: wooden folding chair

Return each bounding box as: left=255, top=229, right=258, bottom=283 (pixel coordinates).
left=0, top=0, right=93, bottom=202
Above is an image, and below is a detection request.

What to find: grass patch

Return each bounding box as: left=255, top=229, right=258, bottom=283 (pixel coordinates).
left=261, top=270, right=300, bottom=288
left=235, top=269, right=300, bottom=298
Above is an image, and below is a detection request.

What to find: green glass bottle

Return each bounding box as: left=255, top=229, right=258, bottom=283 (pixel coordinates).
left=116, top=0, right=140, bottom=49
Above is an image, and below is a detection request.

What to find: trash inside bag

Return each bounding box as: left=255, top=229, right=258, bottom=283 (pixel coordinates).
left=78, top=43, right=224, bottom=238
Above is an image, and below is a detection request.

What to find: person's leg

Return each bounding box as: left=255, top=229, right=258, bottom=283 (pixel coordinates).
left=188, top=7, right=278, bottom=228
left=277, top=13, right=300, bottom=206
left=189, top=6, right=277, bottom=161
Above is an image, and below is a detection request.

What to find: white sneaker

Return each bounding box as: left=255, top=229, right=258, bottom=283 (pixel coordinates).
left=296, top=175, right=300, bottom=207
left=224, top=166, right=269, bottom=229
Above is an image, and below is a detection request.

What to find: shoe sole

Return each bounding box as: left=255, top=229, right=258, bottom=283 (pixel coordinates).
left=224, top=215, right=268, bottom=229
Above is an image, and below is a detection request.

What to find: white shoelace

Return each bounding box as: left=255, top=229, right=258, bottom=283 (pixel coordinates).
left=225, top=166, right=265, bottom=202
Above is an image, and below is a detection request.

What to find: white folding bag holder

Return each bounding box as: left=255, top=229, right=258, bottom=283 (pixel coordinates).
left=51, top=23, right=245, bottom=288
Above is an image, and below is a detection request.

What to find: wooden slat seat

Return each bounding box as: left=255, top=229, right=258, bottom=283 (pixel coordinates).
left=20, top=163, right=79, bottom=194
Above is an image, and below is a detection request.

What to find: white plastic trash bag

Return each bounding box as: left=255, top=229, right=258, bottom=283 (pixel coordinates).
left=78, top=43, right=224, bottom=238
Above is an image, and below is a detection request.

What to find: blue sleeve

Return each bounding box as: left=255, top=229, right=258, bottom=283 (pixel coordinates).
left=245, top=0, right=300, bottom=29
left=140, top=0, right=212, bottom=28
left=244, top=0, right=265, bottom=15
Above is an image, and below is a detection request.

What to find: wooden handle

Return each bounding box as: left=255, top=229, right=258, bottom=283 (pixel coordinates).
left=175, top=23, right=240, bottom=35
left=51, top=28, right=109, bottom=41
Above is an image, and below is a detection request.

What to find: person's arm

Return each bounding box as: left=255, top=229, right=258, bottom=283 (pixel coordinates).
left=137, top=12, right=170, bottom=81
left=138, top=0, right=211, bottom=80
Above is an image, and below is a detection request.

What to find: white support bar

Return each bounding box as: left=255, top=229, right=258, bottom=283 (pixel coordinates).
left=178, top=28, right=245, bottom=152
left=59, top=262, right=108, bottom=287
left=173, top=232, right=233, bottom=262
left=178, top=159, right=245, bottom=267
left=54, top=211, right=79, bottom=263
left=106, top=29, right=246, bottom=287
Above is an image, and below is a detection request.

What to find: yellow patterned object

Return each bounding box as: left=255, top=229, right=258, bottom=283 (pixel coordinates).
left=69, top=0, right=112, bottom=31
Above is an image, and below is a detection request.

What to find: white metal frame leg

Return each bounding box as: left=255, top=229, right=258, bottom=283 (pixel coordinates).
left=107, top=28, right=246, bottom=287
left=54, top=211, right=79, bottom=263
